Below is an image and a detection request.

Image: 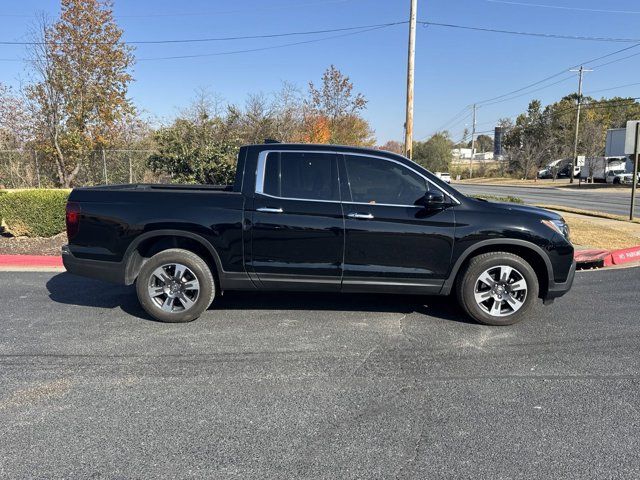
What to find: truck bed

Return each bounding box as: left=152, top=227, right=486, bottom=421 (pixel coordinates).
left=70, top=183, right=237, bottom=202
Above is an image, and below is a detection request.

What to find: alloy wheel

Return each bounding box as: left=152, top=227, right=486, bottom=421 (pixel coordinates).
left=147, top=263, right=200, bottom=313
left=473, top=265, right=528, bottom=317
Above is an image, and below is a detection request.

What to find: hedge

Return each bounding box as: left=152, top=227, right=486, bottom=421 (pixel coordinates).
left=0, top=189, right=70, bottom=237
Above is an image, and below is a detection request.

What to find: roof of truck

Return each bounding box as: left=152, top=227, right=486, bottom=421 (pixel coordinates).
left=245, top=142, right=408, bottom=162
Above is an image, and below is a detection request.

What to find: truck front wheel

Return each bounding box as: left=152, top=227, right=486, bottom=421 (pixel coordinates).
left=456, top=252, right=539, bottom=326
left=136, top=248, right=215, bottom=323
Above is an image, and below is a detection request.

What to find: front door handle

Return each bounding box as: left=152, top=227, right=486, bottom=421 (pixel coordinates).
left=257, top=207, right=284, bottom=213
left=347, top=212, right=374, bottom=220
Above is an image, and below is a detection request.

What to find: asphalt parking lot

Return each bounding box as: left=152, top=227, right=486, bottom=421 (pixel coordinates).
left=1, top=268, right=639, bottom=479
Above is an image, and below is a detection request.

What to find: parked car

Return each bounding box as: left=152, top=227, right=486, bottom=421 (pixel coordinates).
left=434, top=172, right=451, bottom=184
left=538, top=159, right=581, bottom=179
left=605, top=169, right=639, bottom=185
left=63, top=143, right=575, bottom=326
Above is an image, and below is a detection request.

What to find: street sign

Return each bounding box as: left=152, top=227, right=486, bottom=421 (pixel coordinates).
left=576, top=155, right=585, bottom=167
left=625, top=120, right=640, bottom=155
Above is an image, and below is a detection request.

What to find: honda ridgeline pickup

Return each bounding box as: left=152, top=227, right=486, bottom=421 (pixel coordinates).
left=62, top=143, right=575, bottom=325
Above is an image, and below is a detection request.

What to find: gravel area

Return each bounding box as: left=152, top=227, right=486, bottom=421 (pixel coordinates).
left=0, top=232, right=66, bottom=256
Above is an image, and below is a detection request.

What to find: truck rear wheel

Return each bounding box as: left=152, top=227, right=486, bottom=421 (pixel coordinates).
left=136, top=248, right=215, bottom=323
left=456, top=252, right=539, bottom=326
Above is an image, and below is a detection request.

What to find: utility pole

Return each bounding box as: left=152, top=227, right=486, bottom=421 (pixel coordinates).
left=630, top=122, right=639, bottom=221
left=469, top=103, right=477, bottom=178
left=570, top=66, right=592, bottom=184
left=404, top=0, right=417, bottom=159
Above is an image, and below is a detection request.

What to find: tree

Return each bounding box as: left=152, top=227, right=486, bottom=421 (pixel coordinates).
left=453, top=128, right=470, bottom=149
left=300, top=115, right=331, bottom=144
left=27, top=0, right=135, bottom=187
left=379, top=140, right=403, bottom=154
left=240, top=93, right=277, bottom=144
left=0, top=84, right=36, bottom=187
left=502, top=95, right=640, bottom=180
left=147, top=93, right=240, bottom=185
left=271, top=81, right=304, bottom=142
left=306, top=65, right=374, bottom=146
left=503, top=100, right=560, bottom=179
left=473, top=134, right=493, bottom=153
left=0, top=83, right=31, bottom=150
left=413, top=132, right=453, bottom=171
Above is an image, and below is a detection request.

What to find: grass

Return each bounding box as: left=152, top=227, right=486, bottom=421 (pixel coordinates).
left=562, top=215, right=640, bottom=250
left=472, top=194, right=524, bottom=204
left=535, top=204, right=640, bottom=225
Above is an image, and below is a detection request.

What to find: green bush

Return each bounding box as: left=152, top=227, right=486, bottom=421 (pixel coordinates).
left=0, top=189, right=70, bottom=237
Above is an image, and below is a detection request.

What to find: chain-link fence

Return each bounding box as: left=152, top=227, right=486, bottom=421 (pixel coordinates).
left=0, top=149, right=157, bottom=188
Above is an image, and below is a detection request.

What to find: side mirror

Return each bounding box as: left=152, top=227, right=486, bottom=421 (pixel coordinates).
left=418, top=190, right=446, bottom=208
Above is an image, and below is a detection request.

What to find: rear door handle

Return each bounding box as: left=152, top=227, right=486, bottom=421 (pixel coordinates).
left=347, top=212, right=374, bottom=220
left=257, top=207, right=284, bottom=213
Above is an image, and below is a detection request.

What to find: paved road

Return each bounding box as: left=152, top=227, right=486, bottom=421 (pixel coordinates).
left=455, top=184, right=638, bottom=217
left=1, top=269, right=640, bottom=479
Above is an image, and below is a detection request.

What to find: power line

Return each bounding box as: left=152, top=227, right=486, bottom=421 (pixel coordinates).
left=131, top=26, right=640, bottom=66
left=586, top=82, right=640, bottom=96
left=486, top=0, right=640, bottom=15
left=137, top=25, right=392, bottom=61
left=473, top=42, right=640, bottom=106
left=416, top=22, right=640, bottom=137
left=431, top=106, right=472, bottom=134
left=0, top=21, right=408, bottom=46
left=3, top=19, right=640, bottom=46
left=420, top=21, right=640, bottom=43
left=0, top=23, right=395, bottom=62
left=422, top=46, right=639, bottom=138
left=420, top=107, right=473, bottom=141
left=589, top=50, right=640, bottom=69
left=480, top=75, right=575, bottom=107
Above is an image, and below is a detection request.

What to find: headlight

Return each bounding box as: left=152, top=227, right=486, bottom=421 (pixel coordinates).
left=542, top=219, right=570, bottom=240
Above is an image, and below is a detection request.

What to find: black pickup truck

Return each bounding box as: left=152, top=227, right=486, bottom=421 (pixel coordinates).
left=63, top=143, right=575, bottom=325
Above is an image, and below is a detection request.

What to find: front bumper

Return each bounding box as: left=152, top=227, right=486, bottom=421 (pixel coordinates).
left=62, top=245, right=126, bottom=284
left=544, top=259, right=576, bottom=302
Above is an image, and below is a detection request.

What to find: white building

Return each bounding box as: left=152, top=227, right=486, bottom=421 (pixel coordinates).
left=452, top=148, right=473, bottom=160
left=473, top=151, right=494, bottom=161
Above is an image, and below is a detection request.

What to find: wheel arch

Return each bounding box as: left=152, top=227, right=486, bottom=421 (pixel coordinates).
left=123, top=230, right=224, bottom=286
left=441, top=239, right=553, bottom=298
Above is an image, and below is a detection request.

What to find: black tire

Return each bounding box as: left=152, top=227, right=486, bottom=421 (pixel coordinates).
left=456, top=252, right=539, bottom=326
left=136, top=248, right=215, bottom=323
left=613, top=178, right=620, bottom=185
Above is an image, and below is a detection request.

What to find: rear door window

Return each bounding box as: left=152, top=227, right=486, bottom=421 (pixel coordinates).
left=262, top=152, right=339, bottom=201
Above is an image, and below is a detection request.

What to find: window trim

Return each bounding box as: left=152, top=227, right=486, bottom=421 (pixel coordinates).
left=255, top=149, right=460, bottom=206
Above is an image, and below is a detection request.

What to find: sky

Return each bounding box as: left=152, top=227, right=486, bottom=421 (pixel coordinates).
left=1, top=0, right=640, bottom=144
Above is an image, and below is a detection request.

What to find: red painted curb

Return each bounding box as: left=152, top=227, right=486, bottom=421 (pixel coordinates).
left=0, top=255, right=63, bottom=267
left=574, top=249, right=611, bottom=263
left=574, top=245, right=640, bottom=268
left=610, top=246, right=640, bottom=265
